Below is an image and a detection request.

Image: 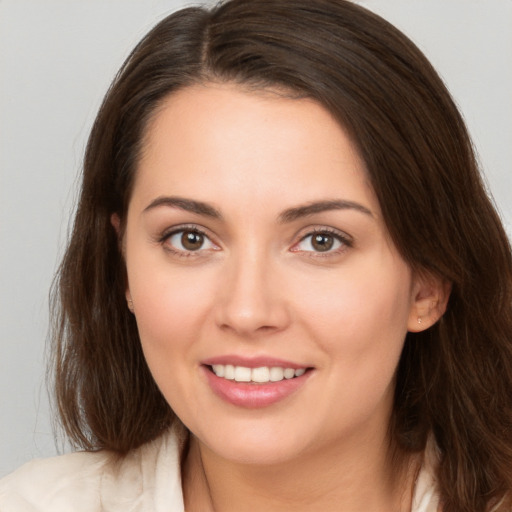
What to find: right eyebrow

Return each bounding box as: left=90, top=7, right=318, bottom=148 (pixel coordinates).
left=143, top=196, right=223, bottom=219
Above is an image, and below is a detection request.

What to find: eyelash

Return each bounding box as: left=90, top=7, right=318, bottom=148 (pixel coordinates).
left=158, top=225, right=353, bottom=258
left=291, top=227, right=353, bottom=256
left=159, top=225, right=217, bottom=258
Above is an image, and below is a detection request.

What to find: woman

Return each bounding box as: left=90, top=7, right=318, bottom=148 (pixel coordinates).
left=1, top=0, right=511, bottom=510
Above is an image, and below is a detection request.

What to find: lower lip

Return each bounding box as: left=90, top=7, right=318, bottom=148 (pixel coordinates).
left=202, top=366, right=311, bottom=408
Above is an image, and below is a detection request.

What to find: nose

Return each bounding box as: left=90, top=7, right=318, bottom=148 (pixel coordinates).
left=214, top=249, right=291, bottom=337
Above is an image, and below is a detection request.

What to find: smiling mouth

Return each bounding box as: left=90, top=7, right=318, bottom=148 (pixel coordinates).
left=208, top=364, right=308, bottom=384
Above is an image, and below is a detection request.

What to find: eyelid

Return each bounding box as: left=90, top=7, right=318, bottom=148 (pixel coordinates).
left=159, top=224, right=220, bottom=254
left=157, top=223, right=352, bottom=257
left=290, top=226, right=353, bottom=254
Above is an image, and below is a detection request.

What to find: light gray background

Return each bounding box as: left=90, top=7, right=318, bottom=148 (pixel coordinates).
left=1, top=0, right=511, bottom=477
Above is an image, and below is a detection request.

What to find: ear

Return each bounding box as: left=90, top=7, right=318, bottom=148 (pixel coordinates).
left=126, top=291, right=134, bottom=313
left=110, top=213, right=134, bottom=313
left=407, top=272, right=451, bottom=332
left=110, top=213, right=121, bottom=236
left=110, top=212, right=126, bottom=252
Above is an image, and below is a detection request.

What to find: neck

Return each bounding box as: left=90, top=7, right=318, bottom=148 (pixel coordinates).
left=182, top=431, right=420, bottom=512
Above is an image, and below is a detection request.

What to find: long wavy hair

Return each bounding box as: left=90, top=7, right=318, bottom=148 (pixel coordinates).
left=51, top=1, right=512, bottom=510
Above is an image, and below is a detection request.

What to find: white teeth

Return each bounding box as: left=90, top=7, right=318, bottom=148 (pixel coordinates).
left=234, top=366, right=251, bottom=382
left=211, top=364, right=307, bottom=383
left=252, top=366, right=270, bottom=383
left=212, top=364, right=224, bottom=377
left=284, top=368, right=295, bottom=379
left=224, top=364, right=235, bottom=380
left=269, top=367, right=284, bottom=381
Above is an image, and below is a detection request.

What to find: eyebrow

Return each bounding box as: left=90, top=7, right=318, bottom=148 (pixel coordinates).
left=143, top=196, right=223, bottom=219
left=278, top=200, right=373, bottom=223
left=143, top=196, right=372, bottom=223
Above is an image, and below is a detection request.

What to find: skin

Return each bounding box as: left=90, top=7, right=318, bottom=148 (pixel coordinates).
left=120, top=83, right=448, bottom=512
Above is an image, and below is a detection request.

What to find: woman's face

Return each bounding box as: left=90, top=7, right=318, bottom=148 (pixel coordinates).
left=123, top=83, right=427, bottom=465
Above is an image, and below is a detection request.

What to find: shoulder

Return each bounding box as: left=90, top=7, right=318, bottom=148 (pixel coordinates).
left=0, top=450, right=109, bottom=512
left=412, top=437, right=440, bottom=512
left=0, top=427, right=185, bottom=512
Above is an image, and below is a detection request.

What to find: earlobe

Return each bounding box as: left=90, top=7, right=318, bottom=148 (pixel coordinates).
left=126, top=293, right=134, bottom=313
left=110, top=213, right=126, bottom=254
left=408, top=274, right=451, bottom=332
left=111, top=213, right=121, bottom=236
left=111, top=213, right=133, bottom=313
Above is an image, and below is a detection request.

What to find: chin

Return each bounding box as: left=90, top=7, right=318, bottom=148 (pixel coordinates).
left=209, top=439, right=303, bottom=466
left=189, top=417, right=319, bottom=466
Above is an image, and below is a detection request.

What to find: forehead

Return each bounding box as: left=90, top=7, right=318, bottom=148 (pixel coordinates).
left=132, top=83, right=378, bottom=216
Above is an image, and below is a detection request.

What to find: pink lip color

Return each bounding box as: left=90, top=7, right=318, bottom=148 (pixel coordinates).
left=201, top=364, right=311, bottom=409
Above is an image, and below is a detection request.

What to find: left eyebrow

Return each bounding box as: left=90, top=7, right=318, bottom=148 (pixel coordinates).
left=278, top=200, right=373, bottom=223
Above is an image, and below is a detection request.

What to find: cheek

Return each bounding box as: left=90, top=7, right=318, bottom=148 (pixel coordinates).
left=289, top=256, right=412, bottom=435
left=295, top=253, right=412, bottom=368
left=126, top=253, right=217, bottom=368
left=127, top=265, right=219, bottom=413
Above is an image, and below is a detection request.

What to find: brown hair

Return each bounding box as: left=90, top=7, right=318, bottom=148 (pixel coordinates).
left=51, top=1, right=512, bottom=510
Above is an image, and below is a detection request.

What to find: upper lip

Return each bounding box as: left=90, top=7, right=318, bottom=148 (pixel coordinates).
left=202, top=355, right=310, bottom=369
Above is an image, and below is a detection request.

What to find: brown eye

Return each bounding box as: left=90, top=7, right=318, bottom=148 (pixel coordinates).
left=167, top=229, right=215, bottom=253
left=294, top=230, right=348, bottom=254
left=311, top=233, right=334, bottom=252
left=181, top=231, right=204, bottom=251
